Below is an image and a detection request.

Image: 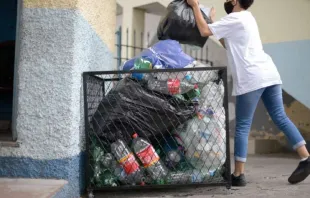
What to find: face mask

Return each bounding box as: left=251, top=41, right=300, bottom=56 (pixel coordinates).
left=224, top=1, right=234, bottom=14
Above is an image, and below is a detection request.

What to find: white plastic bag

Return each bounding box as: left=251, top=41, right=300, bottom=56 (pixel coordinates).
left=174, top=80, right=226, bottom=171
left=199, top=80, right=225, bottom=112
left=175, top=110, right=226, bottom=171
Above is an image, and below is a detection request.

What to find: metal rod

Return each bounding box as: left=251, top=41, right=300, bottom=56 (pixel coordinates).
left=140, top=31, right=143, bottom=52
left=92, top=182, right=230, bottom=192
left=126, top=28, right=129, bottom=61
left=83, top=66, right=227, bottom=76
left=147, top=32, right=150, bottom=48
left=116, top=27, right=122, bottom=71
left=223, top=68, right=232, bottom=189
left=82, top=73, right=91, bottom=191
left=133, top=30, right=136, bottom=57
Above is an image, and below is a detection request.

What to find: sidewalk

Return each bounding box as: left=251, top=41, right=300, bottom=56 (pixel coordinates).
left=0, top=178, right=67, bottom=198
left=97, top=154, right=310, bottom=198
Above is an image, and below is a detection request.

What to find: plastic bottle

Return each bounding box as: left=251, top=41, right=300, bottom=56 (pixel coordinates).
left=92, top=147, right=118, bottom=187
left=175, top=108, right=226, bottom=172
left=101, top=153, right=114, bottom=168
left=183, top=84, right=200, bottom=101
left=93, top=163, right=118, bottom=187
left=147, top=77, right=197, bottom=95
left=132, top=57, right=152, bottom=80
left=184, top=74, right=207, bottom=91
left=92, top=146, right=105, bottom=164
left=184, top=74, right=198, bottom=85
left=165, top=150, right=181, bottom=169
left=100, top=153, right=129, bottom=184
left=131, top=133, right=168, bottom=180
left=111, top=139, right=144, bottom=185
left=166, top=169, right=216, bottom=184
left=134, top=57, right=153, bottom=70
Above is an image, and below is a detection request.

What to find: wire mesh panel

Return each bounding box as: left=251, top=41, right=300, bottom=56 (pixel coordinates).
left=83, top=67, right=231, bottom=194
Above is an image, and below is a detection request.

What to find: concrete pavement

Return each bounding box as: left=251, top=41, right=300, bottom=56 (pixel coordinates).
left=97, top=154, right=310, bottom=198
left=0, top=178, right=67, bottom=198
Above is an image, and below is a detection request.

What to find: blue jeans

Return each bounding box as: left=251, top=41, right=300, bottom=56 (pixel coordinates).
left=235, top=85, right=306, bottom=162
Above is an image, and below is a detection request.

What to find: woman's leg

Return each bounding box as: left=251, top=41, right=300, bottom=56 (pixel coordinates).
left=261, top=85, right=310, bottom=184
left=261, top=85, right=308, bottom=156
left=234, top=88, right=264, bottom=176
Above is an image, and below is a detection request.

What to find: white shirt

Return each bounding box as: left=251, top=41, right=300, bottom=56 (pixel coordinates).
left=209, top=11, right=282, bottom=96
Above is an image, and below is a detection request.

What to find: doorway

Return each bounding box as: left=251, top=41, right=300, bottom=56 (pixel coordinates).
left=0, top=0, right=18, bottom=141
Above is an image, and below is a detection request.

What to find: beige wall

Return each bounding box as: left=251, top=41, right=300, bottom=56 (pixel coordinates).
left=117, top=0, right=169, bottom=8
left=117, top=0, right=310, bottom=45
left=78, top=0, right=116, bottom=52
left=199, top=0, right=310, bottom=43
left=25, top=0, right=116, bottom=52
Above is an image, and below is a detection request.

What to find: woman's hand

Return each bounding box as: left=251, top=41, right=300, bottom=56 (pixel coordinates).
left=210, top=7, right=216, bottom=23
left=187, top=0, right=199, bottom=7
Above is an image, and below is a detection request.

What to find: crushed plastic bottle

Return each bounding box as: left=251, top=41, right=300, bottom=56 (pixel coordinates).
left=146, top=77, right=197, bottom=95
left=134, top=57, right=153, bottom=70
left=132, top=133, right=168, bottom=181
left=101, top=153, right=114, bottom=168
left=159, top=136, right=185, bottom=169
left=166, top=169, right=216, bottom=184
left=132, top=57, right=153, bottom=80
left=111, top=139, right=144, bottom=185
left=101, top=153, right=132, bottom=185
left=185, top=74, right=198, bottom=84
left=165, top=171, right=191, bottom=184
left=93, top=165, right=118, bottom=187
left=92, top=146, right=105, bottom=163
left=91, top=146, right=118, bottom=187
left=182, top=84, right=200, bottom=101
left=165, top=150, right=181, bottom=169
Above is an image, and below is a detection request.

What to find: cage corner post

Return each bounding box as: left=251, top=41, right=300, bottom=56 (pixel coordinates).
left=222, top=67, right=232, bottom=189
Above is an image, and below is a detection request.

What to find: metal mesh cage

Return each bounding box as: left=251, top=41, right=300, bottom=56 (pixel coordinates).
left=83, top=67, right=231, bottom=193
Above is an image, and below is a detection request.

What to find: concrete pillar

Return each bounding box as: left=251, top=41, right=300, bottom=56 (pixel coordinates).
left=121, top=7, right=145, bottom=58
left=0, top=0, right=116, bottom=197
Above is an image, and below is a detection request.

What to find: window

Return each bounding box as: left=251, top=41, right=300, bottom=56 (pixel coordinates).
left=0, top=0, right=18, bottom=141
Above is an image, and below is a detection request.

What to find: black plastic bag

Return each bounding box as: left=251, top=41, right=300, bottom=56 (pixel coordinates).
left=157, top=0, right=212, bottom=48
left=91, top=77, right=196, bottom=149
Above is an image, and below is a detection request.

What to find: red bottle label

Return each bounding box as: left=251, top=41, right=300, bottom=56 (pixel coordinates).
left=118, top=153, right=140, bottom=175
left=167, top=79, right=180, bottom=95
left=136, top=145, right=160, bottom=168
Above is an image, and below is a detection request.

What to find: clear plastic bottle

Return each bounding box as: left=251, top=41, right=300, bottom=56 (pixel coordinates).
left=101, top=153, right=129, bottom=185
left=131, top=133, right=168, bottom=181
left=183, top=84, right=200, bottom=101
left=111, top=139, right=144, bottom=185
left=94, top=167, right=118, bottom=187
left=184, top=74, right=198, bottom=84
left=146, top=77, right=196, bottom=95
left=166, top=169, right=216, bottom=184
left=165, top=150, right=181, bottom=168
left=132, top=57, right=153, bottom=81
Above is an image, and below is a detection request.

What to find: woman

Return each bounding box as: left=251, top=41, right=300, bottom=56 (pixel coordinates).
left=186, top=0, right=310, bottom=186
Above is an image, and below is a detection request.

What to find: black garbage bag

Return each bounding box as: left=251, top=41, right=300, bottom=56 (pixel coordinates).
left=157, top=0, right=212, bottom=48
left=91, top=77, right=196, bottom=149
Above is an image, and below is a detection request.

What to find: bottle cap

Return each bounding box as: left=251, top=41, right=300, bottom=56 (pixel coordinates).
left=132, top=133, right=138, bottom=138
left=194, top=84, right=199, bottom=89
left=185, top=75, right=192, bottom=81
left=140, top=177, right=146, bottom=186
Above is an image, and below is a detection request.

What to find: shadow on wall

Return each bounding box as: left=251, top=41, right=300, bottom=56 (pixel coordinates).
left=249, top=90, right=310, bottom=147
